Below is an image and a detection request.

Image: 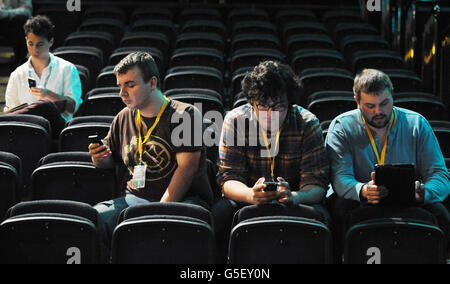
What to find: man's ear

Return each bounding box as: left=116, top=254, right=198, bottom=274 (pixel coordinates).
left=354, top=95, right=360, bottom=107
left=150, top=77, right=158, bottom=90
left=49, top=38, right=54, bottom=48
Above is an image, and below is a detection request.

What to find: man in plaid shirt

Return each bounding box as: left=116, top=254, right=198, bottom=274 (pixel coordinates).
left=213, top=61, right=330, bottom=263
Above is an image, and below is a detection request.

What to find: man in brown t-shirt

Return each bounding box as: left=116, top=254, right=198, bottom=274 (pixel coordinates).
left=88, top=52, right=212, bottom=253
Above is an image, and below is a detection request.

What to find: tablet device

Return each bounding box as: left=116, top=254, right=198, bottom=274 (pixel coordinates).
left=375, top=163, right=415, bottom=206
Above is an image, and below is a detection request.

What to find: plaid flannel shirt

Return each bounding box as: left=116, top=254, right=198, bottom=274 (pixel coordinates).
left=217, top=103, right=329, bottom=191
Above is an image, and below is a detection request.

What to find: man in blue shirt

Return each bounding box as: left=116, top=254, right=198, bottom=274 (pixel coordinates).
left=326, top=68, right=450, bottom=259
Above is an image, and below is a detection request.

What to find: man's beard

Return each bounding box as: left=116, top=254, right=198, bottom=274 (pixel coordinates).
left=364, top=112, right=391, bottom=129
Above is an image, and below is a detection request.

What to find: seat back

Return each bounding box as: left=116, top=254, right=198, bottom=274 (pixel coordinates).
left=0, top=200, right=100, bottom=264
left=229, top=204, right=332, bottom=264
left=344, top=217, right=445, bottom=264
left=0, top=115, right=51, bottom=200
left=31, top=152, right=116, bottom=206
left=59, top=116, right=112, bottom=152
left=111, top=202, right=215, bottom=264
left=0, top=152, right=21, bottom=220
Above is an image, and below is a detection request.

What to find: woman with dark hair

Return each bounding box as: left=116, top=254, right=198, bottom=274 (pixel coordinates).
left=3, top=15, right=82, bottom=137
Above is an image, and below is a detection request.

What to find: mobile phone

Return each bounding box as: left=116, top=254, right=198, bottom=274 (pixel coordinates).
left=28, top=78, right=36, bottom=88
left=88, top=134, right=104, bottom=146
left=263, top=182, right=279, bottom=192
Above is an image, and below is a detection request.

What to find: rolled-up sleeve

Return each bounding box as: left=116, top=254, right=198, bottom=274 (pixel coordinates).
left=63, top=64, right=83, bottom=115
left=326, top=120, right=365, bottom=201
left=417, top=118, right=450, bottom=204
left=217, top=111, right=248, bottom=188
left=299, top=115, right=330, bottom=190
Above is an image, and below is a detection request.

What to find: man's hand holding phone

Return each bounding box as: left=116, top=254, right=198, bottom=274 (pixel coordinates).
left=248, top=177, right=281, bottom=205
left=88, top=135, right=112, bottom=165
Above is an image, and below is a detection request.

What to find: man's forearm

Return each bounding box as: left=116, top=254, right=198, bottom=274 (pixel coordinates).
left=160, top=165, right=196, bottom=202
left=295, top=185, right=326, bottom=205
left=223, top=180, right=252, bottom=204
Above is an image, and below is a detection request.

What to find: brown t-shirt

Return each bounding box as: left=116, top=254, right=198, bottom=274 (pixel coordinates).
left=105, top=99, right=212, bottom=205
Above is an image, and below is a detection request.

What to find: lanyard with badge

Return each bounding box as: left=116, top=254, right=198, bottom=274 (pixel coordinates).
left=260, top=126, right=282, bottom=182
left=130, top=97, right=169, bottom=189
left=362, top=108, right=396, bottom=165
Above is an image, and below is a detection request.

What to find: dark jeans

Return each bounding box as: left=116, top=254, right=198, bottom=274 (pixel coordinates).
left=327, top=194, right=450, bottom=263
left=211, top=197, right=331, bottom=264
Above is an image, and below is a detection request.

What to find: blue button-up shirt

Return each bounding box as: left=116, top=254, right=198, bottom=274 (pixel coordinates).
left=326, top=107, right=450, bottom=204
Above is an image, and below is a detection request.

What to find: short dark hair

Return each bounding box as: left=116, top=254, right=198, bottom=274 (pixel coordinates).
left=23, top=15, right=55, bottom=41
left=114, top=51, right=160, bottom=88
left=353, top=69, right=394, bottom=101
left=241, top=61, right=301, bottom=105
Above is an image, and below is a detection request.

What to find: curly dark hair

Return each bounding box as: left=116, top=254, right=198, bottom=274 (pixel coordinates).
left=241, top=61, right=302, bottom=106
left=23, top=15, right=55, bottom=41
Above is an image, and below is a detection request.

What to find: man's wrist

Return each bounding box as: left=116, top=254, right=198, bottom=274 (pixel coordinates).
left=359, top=183, right=367, bottom=201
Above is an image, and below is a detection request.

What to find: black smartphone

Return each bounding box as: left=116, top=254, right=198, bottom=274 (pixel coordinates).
left=88, top=134, right=104, bottom=146
left=28, top=78, right=36, bottom=88
left=263, top=182, right=279, bottom=192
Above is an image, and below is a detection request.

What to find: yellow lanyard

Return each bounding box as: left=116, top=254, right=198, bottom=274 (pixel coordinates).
left=362, top=109, right=396, bottom=165
left=136, top=97, right=168, bottom=164
left=260, top=127, right=282, bottom=182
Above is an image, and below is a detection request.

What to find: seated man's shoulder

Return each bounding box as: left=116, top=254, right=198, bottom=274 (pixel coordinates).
left=169, top=99, right=199, bottom=114
left=53, top=55, right=77, bottom=71
left=226, top=103, right=253, bottom=120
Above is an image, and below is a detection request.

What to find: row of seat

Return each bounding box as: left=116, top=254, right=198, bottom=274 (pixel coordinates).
left=0, top=113, right=449, bottom=213
left=0, top=199, right=447, bottom=264
left=38, top=5, right=412, bottom=111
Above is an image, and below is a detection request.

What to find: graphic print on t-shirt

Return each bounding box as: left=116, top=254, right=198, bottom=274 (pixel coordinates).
left=123, top=135, right=176, bottom=181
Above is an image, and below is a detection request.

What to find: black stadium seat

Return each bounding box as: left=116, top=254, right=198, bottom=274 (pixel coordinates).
left=291, top=49, right=345, bottom=75
left=79, top=18, right=124, bottom=45
left=0, top=115, right=52, bottom=200
left=53, top=46, right=104, bottom=87
left=282, top=22, right=328, bottom=42
left=231, top=33, right=281, bottom=54
left=231, top=21, right=277, bottom=37
left=393, top=92, right=447, bottom=121
left=275, top=9, right=318, bottom=28
left=0, top=152, right=21, bottom=221
left=307, top=91, right=356, bottom=122
left=0, top=200, right=101, bottom=264
left=429, top=120, right=450, bottom=158
left=344, top=215, right=446, bottom=264
left=164, top=66, right=224, bottom=95
left=175, top=32, right=225, bottom=52
left=64, top=31, right=115, bottom=61
left=231, top=48, right=285, bottom=74
left=352, top=50, right=405, bottom=73
left=181, top=20, right=227, bottom=39
left=228, top=204, right=332, bottom=264
left=31, top=152, right=117, bottom=206
left=300, top=71, right=354, bottom=101
left=59, top=115, right=113, bottom=152
left=170, top=48, right=225, bottom=73
left=111, top=202, right=216, bottom=264
left=76, top=87, right=125, bottom=117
